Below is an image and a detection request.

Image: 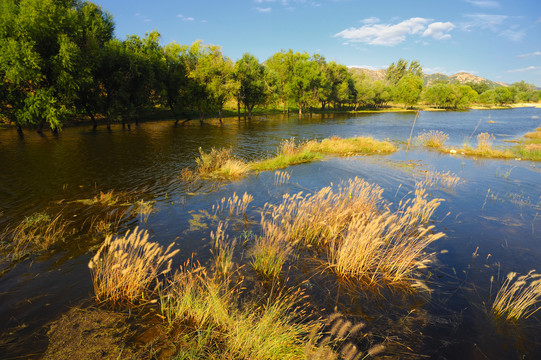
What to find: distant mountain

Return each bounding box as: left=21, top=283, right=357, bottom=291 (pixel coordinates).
left=349, top=67, right=507, bottom=88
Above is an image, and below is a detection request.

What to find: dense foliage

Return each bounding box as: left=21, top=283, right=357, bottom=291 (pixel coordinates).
left=1, top=1, right=539, bottom=134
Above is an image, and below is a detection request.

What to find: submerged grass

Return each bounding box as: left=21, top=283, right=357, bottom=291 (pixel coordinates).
left=0, top=212, right=72, bottom=261
left=184, top=136, right=397, bottom=180
left=429, top=129, right=541, bottom=161
left=492, top=270, right=541, bottom=322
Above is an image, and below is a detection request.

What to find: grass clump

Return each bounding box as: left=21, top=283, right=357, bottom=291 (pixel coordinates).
left=250, top=221, right=292, bottom=279
left=260, top=177, right=444, bottom=286
left=1, top=212, right=72, bottom=261
left=492, top=270, right=541, bottom=322
left=328, top=185, right=444, bottom=284
left=195, top=147, right=251, bottom=179
left=415, top=130, right=449, bottom=148
left=159, top=265, right=314, bottom=359
left=252, top=137, right=395, bottom=172
left=88, top=227, right=179, bottom=306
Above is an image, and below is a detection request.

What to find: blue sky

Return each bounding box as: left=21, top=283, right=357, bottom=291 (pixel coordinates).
left=93, top=0, right=541, bottom=86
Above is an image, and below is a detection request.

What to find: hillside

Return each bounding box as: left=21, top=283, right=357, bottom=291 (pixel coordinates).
left=349, top=66, right=507, bottom=88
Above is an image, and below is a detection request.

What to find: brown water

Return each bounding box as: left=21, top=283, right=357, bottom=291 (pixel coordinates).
left=1, top=109, right=540, bottom=358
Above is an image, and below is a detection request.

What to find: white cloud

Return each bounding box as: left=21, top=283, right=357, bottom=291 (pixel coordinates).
left=336, top=18, right=455, bottom=46
left=500, top=28, right=525, bottom=42
left=518, top=51, right=541, bottom=58
left=256, top=7, right=272, bottom=12
left=465, top=0, right=500, bottom=8
left=360, top=17, right=380, bottom=24
left=508, top=66, right=540, bottom=73
left=463, top=14, right=507, bottom=31
left=177, top=14, right=195, bottom=21
left=422, top=22, right=455, bottom=40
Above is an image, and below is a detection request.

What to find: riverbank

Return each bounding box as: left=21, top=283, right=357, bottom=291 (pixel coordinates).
left=2, top=102, right=540, bottom=134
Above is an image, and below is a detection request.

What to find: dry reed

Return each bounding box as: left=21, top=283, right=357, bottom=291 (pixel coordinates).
left=415, top=130, right=449, bottom=148
left=212, top=192, right=254, bottom=219
left=492, top=270, right=541, bottom=321
left=260, top=177, right=444, bottom=285
left=274, top=170, right=291, bottom=186
left=210, top=222, right=236, bottom=279
left=306, top=312, right=384, bottom=360
left=421, top=170, right=461, bottom=190
left=88, top=227, right=179, bottom=305
left=328, top=184, right=444, bottom=284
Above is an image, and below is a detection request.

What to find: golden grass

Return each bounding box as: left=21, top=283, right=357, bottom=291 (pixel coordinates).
left=524, top=127, right=541, bottom=140
left=274, top=170, right=291, bottom=186
left=88, top=227, right=179, bottom=305
left=421, top=170, right=461, bottom=190
left=159, top=265, right=314, bottom=359
left=210, top=222, right=236, bottom=279
left=195, top=147, right=251, bottom=179
left=262, top=177, right=384, bottom=248
left=212, top=192, right=254, bottom=219
left=415, top=130, right=449, bottom=148
left=260, top=177, right=444, bottom=286
left=303, top=136, right=397, bottom=154
left=1, top=212, right=72, bottom=261
left=492, top=270, right=541, bottom=322
left=328, top=185, right=444, bottom=285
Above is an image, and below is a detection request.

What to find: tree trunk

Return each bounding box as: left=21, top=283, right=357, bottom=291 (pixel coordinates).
left=37, top=119, right=46, bottom=135
left=218, top=108, right=223, bottom=124
left=86, top=107, right=98, bottom=130
left=16, top=124, right=24, bottom=138
left=298, top=106, right=302, bottom=117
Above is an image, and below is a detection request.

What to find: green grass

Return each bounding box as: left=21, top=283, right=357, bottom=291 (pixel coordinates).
left=250, top=151, right=322, bottom=172
left=187, top=136, right=396, bottom=178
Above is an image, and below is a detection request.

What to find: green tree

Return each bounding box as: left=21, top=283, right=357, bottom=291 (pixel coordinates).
left=393, top=74, right=423, bottom=109
left=158, top=42, right=189, bottom=126
left=385, top=59, right=423, bottom=85
left=234, top=53, right=267, bottom=119
left=265, top=49, right=296, bottom=113
left=494, top=87, right=513, bottom=105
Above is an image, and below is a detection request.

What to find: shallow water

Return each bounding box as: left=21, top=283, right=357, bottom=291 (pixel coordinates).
left=1, top=108, right=540, bottom=358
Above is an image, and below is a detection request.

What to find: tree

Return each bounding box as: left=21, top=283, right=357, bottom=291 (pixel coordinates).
left=234, top=53, right=267, bottom=119
left=494, top=87, right=513, bottom=105
left=158, top=42, right=189, bottom=125
left=385, top=59, right=423, bottom=85
left=265, top=49, right=296, bottom=113
left=393, top=74, right=423, bottom=109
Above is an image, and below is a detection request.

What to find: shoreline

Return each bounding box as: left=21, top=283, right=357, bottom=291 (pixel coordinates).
left=1, top=102, right=540, bottom=133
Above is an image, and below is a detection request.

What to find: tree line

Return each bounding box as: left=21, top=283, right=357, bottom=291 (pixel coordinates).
left=1, top=1, right=539, bottom=135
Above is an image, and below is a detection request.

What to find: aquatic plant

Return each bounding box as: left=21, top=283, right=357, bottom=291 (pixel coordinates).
left=306, top=313, right=385, bottom=360
left=212, top=192, right=254, bottom=219
left=274, top=170, right=291, bottom=186
left=260, top=177, right=444, bottom=286
left=328, top=184, right=444, bottom=284
left=210, top=222, right=236, bottom=279
left=132, top=199, right=155, bottom=223
left=158, top=265, right=314, bottom=359
left=1, top=212, right=72, bottom=261
left=88, top=227, right=179, bottom=305
left=415, top=130, right=449, bottom=148
left=421, top=170, right=461, bottom=190
left=250, top=221, right=292, bottom=279
left=492, top=270, right=541, bottom=322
